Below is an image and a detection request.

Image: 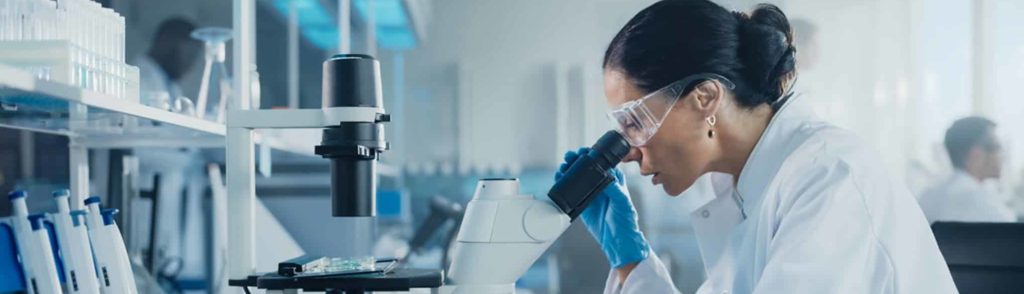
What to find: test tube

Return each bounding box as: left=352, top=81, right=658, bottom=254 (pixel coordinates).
left=23, top=0, right=30, bottom=41
left=118, top=15, right=126, bottom=99
left=103, top=9, right=111, bottom=97
left=1, top=0, right=6, bottom=41
left=32, top=0, right=41, bottom=40
left=0, top=0, right=8, bottom=41
left=90, top=2, right=99, bottom=92
left=21, top=0, right=28, bottom=41
left=27, top=0, right=34, bottom=40
left=118, top=15, right=124, bottom=62
left=14, top=0, right=22, bottom=41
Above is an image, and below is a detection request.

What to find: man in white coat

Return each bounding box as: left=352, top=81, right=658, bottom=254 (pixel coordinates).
left=556, top=1, right=958, bottom=293
left=918, top=117, right=1017, bottom=223
left=132, top=18, right=205, bottom=282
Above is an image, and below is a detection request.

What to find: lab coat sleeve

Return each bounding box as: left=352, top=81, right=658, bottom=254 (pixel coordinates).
left=603, top=252, right=681, bottom=294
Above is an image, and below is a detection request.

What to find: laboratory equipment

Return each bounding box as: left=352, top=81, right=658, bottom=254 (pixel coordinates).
left=0, top=221, right=24, bottom=292
left=225, top=54, right=407, bottom=290
left=229, top=255, right=437, bottom=293
left=83, top=196, right=138, bottom=294
left=26, top=214, right=63, bottom=293
left=0, top=0, right=139, bottom=101
left=191, top=27, right=232, bottom=120
left=315, top=54, right=390, bottom=217
left=230, top=265, right=441, bottom=293
left=6, top=190, right=62, bottom=294
left=49, top=189, right=102, bottom=294
left=548, top=131, right=632, bottom=219
left=276, top=256, right=395, bottom=277
left=439, top=130, right=631, bottom=294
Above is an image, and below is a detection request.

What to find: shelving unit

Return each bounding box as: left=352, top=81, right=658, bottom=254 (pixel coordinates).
left=0, top=62, right=326, bottom=209
left=0, top=63, right=222, bottom=137
left=0, top=63, right=322, bottom=151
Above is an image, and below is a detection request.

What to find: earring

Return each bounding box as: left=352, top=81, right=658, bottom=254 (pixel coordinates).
left=706, top=115, right=717, bottom=138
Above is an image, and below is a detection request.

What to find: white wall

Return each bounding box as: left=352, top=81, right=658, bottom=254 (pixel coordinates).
left=987, top=0, right=1024, bottom=209
left=396, top=0, right=656, bottom=173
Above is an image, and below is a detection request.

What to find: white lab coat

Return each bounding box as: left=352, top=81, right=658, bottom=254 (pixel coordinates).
left=134, top=54, right=207, bottom=279
left=604, top=97, right=958, bottom=294
left=136, top=55, right=185, bottom=108
left=917, top=171, right=1017, bottom=223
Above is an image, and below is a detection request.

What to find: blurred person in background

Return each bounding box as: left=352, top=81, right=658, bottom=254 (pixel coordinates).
left=918, top=116, right=1018, bottom=223
left=135, top=17, right=202, bottom=108
left=132, top=17, right=206, bottom=288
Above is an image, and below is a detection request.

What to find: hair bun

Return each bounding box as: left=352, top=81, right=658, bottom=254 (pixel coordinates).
left=735, top=4, right=797, bottom=105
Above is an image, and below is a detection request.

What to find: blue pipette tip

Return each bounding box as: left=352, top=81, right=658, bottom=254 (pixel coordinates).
left=7, top=190, right=27, bottom=200
left=70, top=210, right=88, bottom=227
left=84, top=196, right=101, bottom=205
left=52, top=189, right=70, bottom=198
left=101, top=208, right=120, bottom=226
left=28, top=213, right=46, bottom=231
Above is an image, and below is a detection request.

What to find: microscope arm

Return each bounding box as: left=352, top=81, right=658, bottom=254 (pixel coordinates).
left=441, top=131, right=631, bottom=294
left=441, top=179, right=571, bottom=294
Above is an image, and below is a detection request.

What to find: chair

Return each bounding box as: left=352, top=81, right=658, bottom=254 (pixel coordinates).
left=931, top=222, right=1024, bottom=293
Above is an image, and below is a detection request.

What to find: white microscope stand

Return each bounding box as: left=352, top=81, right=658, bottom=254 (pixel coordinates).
left=439, top=178, right=572, bottom=294
left=223, top=106, right=384, bottom=293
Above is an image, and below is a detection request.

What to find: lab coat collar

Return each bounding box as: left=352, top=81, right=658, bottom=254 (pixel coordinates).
left=949, top=169, right=1001, bottom=197
left=732, top=96, right=820, bottom=215
left=134, top=55, right=168, bottom=83
left=951, top=169, right=981, bottom=186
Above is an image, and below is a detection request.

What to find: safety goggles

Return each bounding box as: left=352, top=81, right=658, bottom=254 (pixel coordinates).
left=607, top=73, right=735, bottom=147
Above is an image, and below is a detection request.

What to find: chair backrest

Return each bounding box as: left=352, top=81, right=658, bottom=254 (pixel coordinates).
left=932, top=222, right=1024, bottom=294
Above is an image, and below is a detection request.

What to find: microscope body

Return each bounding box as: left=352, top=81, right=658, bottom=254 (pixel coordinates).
left=440, top=131, right=630, bottom=293
left=439, top=179, right=570, bottom=294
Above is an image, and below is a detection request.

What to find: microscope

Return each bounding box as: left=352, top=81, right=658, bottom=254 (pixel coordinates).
left=228, top=55, right=631, bottom=293
left=227, top=55, right=445, bottom=293
left=439, top=130, right=632, bottom=294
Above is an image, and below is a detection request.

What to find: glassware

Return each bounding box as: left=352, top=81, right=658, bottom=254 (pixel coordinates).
left=191, top=27, right=233, bottom=120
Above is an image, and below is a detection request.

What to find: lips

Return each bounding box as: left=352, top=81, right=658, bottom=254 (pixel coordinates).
left=651, top=173, right=661, bottom=185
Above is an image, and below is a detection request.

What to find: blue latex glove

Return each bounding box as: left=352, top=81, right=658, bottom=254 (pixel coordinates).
left=555, top=147, right=650, bottom=269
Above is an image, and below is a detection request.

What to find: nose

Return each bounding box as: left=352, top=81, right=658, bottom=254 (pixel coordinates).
left=622, top=147, right=642, bottom=163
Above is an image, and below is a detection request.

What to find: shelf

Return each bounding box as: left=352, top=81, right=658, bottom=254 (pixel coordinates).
left=0, top=63, right=223, bottom=136
left=0, top=63, right=405, bottom=174
left=0, top=63, right=315, bottom=156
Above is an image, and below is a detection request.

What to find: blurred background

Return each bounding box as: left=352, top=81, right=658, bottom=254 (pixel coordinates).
left=2, top=0, right=1023, bottom=293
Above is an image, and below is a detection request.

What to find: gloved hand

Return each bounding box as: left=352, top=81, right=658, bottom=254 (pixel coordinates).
left=555, top=147, right=650, bottom=269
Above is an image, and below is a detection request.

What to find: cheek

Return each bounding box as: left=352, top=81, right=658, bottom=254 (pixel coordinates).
left=644, top=127, right=715, bottom=195
left=644, top=139, right=708, bottom=195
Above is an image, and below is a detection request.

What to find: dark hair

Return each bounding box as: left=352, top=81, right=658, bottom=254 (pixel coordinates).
left=149, top=17, right=201, bottom=80
left=603, top=0, right=797, bottom=108
left=944, top=117, right=996, bottom=169
left=153, top=17, right=197, bottom=45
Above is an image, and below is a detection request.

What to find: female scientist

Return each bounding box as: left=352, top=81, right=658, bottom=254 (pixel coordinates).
left=555, top=1, right=958, bottom=293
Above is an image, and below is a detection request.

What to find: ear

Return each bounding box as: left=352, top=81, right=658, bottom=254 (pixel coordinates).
left=688, top=80, right=724, bottom=118
left=964, top=145, right=985, bottom=167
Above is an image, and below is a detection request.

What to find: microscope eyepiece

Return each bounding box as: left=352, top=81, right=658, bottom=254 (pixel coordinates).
left=547, top=130, right=631, bottom=220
